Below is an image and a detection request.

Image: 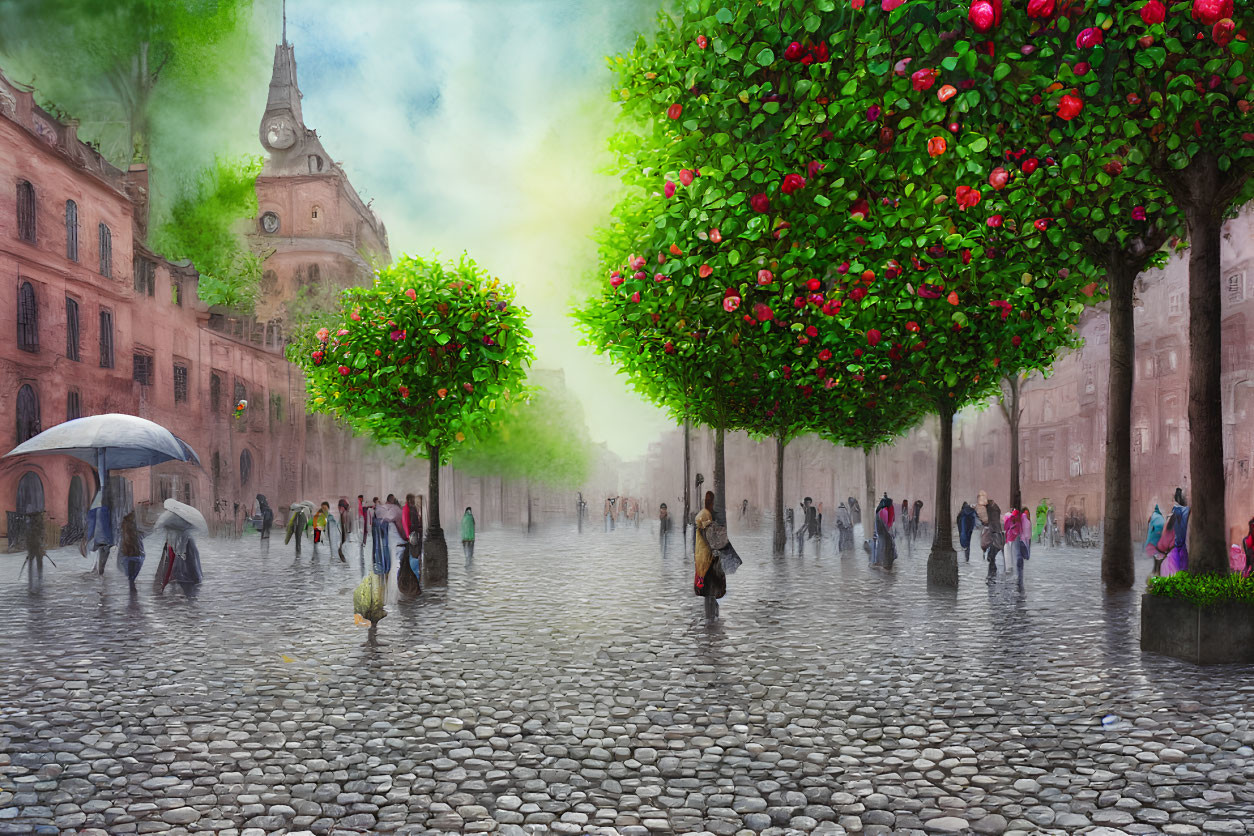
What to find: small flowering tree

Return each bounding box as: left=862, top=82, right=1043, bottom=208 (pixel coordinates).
left=288, top=254, right=533, bottom=584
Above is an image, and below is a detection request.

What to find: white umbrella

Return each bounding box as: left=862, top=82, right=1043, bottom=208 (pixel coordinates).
left=5, top=414, right=200, bottom=476
left=160, top=499, right=208, bottom=535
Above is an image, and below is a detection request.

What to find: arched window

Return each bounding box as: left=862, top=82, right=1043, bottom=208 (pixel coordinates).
left=65, top=200, right=78, bottom=261
left=16, top=472, right=45, bottom=514
left=17, top=282, right=38, bottom=352
left=16, top=180, right=36, bottom=242
left=98, top=223, right=112, bottom=277
left=16, top=384, right=41, bottom=444
left=239, top=449, right=253, bottom=487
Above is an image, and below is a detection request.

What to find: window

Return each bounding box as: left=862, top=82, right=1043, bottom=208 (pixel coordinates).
left=134, top=256, right=155, bottom=296
left=98, top=309, right=114, bottom=368
left=1168, top=292, right=1183, bottom=317
left=66, top=389, right=81, bottom=421
left=98, top=223, right=112, bottom=277
left=239, top=449, right=253, bottom=487
left=234, top=379, right=246, bottom=407
left=1069, top=453, right=1083, bottom=478
left=132, top=353, right=153, bottom=385
left=16, top=384, right=40, bottom=444
left=269, top=392, right=284, bottom=424
left=1227, top=273, right=1245, bottom=304
left=65, top=200, right=78, bottom=261
left=1133, top=426, right=1151, bottom=455
left=16, top=180, right=36, bottom=242
left=65, top=296, right=80, bottom=361
left=210, top=373, right=222, bottom=412
left=171, top=280, right=182, bottom=306
left=173, top=363, right=188, bottom=403
left=311, top=205, right=320, bottom=220
left=17, top=282, right=38, bottom=352
left=1037, top=455, right=1055, bottom=482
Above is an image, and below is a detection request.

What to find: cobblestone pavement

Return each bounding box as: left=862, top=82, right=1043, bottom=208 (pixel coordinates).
left=1, top=520, right=1252, bottom=836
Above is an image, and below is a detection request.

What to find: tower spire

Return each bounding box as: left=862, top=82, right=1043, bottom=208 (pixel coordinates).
left=282, top=0, right=287, bottom=45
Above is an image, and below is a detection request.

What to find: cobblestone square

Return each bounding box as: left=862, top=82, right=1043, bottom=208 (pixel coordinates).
left=1, top=524, right=1251, bottom=836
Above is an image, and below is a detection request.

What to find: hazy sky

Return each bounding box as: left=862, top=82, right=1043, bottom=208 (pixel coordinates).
left=266, top=0, right=673, bottom=459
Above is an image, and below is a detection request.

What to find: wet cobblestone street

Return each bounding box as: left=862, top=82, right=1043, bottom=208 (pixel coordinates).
left=1, top=521, right=1252, bottom=836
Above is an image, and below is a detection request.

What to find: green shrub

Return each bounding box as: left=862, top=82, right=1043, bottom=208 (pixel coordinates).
left=1147, top=572, right=1254, bottom=607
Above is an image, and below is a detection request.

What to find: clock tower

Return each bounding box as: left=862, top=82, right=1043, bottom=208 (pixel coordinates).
left=250, top=23, right=390, bottom=323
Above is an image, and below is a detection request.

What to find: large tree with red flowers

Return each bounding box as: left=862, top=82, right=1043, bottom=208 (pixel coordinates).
left=289, top=254, right=533, bottom=584
left=910, top=0, right=1254, bottom=575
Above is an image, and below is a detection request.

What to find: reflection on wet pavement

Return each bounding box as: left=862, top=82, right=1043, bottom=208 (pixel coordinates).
left=0, top=521, right=1250, bottom=835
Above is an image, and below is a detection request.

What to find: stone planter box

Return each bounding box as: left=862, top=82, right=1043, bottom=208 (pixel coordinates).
left=1140, top=593, right=1254, bottom=664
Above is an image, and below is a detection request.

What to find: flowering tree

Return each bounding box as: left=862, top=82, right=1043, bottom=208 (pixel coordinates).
left=905, top=0, right=1254, bottom=573
left=288, top=254, right=533, bottom=583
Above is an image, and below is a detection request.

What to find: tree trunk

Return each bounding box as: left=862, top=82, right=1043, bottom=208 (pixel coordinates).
left=773, top=433, right=786, bottom=553
left=526, top=482, right=533, bottom=533
left=682, top=418, right=691, bottom=553
left=1166, top=154, right=1229, bottom=575
left=423, top=445, right=448, bottom=585
left=1001, top=375, right=1023, bottom=510
left=864, top=448, right=875, bottom=541
left=927, top=402, right=959, bottom=588
left=1102, top=250, right=1137, bottom=589
left=713, top=426, right=727, bottom=526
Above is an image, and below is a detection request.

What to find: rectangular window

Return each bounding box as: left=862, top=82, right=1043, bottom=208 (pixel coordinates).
left=210, top=372, right=222, bottom=412
left=134, top=256, right=155, bottom=296
left=16, top=180, right=36, bottom=243
left=173, top=363, right=188, bottom=403
left=132, top=353, right=153, bottom=386
left=17, top=282, right=38, bottom=353
left=269, top=392, right=284, bottom=424
left=1227, top=273, right=1245, bottom=304
left=1168, top=292, right=1183, bottom=317
left=98, top=223, right=112, bottom=277
left=98, top=310, right=114, bottom=368
left=65, top=296, right=80, bottom=361
left=66, top=389, right=81, bottom=421
left=65, top=200, right=78, bottom=261
left=171, top=280, right=182, bottom=306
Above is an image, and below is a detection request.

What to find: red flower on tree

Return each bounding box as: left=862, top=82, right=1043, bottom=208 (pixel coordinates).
left=1056, top=93, right=1084, bottom=120
left=1192, top=0, right=1233, bottom=26
left=955, top=185, right=982, bottom=210
left=1141, top=0, right=1166, bottom=23
left=750, top=193, right=771, bottom=213
left=781, top=173, right=807, bottom=195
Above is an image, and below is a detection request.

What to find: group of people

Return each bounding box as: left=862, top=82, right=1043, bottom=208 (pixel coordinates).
left=603, top=496, right=642, bottom=531
left=69, top=485, right=204, bottom=592
left=956, top=491, right=1033, bottom=590
left=1144, top=488, right=1191, bottom=576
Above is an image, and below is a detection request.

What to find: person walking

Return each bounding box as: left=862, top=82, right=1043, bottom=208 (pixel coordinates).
left=981, top=496, right=1005, bottom=582
left=911, top=500, right=923, bottom=539
left=659, top=502, right=672, bottom=554
left=900, top=498, right=909, bottom=538
left=848, top=496, right=861, bottom=528
left=1158, top=488, right=1190, bottom=576
left=871, top=493, right=897, bottom=569
left=1005, top=507, right=1031, bottom=591
left=256, top=494, right=275, bottom=541
left=1034, top=498, right=1050, bottom=544
left=694, top=491, right=726, bottom=618
left=461, top=507, right=476, bottom=560
left=835, top=502, right=854, bottom=551
left=1145, top=504, right=1166, bottom=575
left=86, top=487, right=114, bottom=575
left=956, top=501, right=978, bottom=562
left=312, top=502, right=330, bottom=550
left=117, top=512, right=145, bottom=591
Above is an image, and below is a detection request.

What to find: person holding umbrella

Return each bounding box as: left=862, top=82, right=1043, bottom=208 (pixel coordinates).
left=85, top=485, right=115, bottom=574
left=154, top=499, right=206, bottom=588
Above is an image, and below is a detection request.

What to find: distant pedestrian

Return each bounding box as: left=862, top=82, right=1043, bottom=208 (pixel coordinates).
left=785, top=507, right=795, bottom=547
left=1145, top=504, right=1166, bottom=575
left=870, top=493, right=897, bottom=569
left=835, top=502, right=853, bottom=551
left=1158, top=488, right=1190, bottom=576
left=659, top=502, right=672, bottom=553
left=118, top=512, right=145, bottom=590
left=981, top=497, right=1005, bottom=582
left=1034, top=498, right=1050, bottom=544
left=22, top=511, right=48, bottom=593
left=956, top=501, right=978, bottom=561
left=337, top=498, right=351, bottom=559
left=1005, top=507, right=1031, bottom=591
left=313, top=502, right=330, bottom=547
left=256, top=494, right=274, bottom=541
left=461, top=507, right=476, bottom=560
left=1241, top=517, right=1254, bottom=578
left=912, top=500, right=923, bottom=539
left=900, top=499, right=909, bottom=537
left=847, top=496, right=861, bottom=527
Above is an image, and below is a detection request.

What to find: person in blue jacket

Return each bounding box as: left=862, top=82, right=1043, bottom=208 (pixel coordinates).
left=956, top=501, right=979, bottom=562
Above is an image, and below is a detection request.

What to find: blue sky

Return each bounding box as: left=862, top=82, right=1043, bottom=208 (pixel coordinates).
left=264, top=0, right=673, bottom=459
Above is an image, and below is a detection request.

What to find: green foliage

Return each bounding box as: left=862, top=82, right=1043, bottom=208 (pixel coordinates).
left=577, top=0, right=1090, bottom=456
left=1147, top=572, right=1254, bottom=607
left=150, top=156, right=263, bottom=312
left=287, top=254, right=534, bottom=462
left=454, top=382, right=592, bottom=489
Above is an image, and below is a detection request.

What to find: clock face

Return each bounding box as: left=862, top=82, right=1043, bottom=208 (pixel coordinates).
left=264, top=115, right=297, bottom=150
left=260, top=212, right=280, bottom=234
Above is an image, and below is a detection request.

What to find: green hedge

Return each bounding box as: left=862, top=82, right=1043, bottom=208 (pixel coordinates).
left=1147, top=572, right=1254, bottom=607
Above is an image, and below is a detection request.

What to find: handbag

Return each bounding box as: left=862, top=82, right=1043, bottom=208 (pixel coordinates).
left=703, top=522, right=729, bottom=551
